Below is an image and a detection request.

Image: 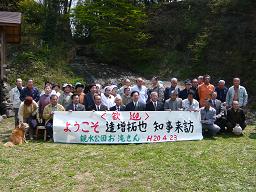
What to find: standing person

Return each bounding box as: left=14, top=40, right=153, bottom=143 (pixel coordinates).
left=131, top=77, right=148, bottom=104
left=18, top=96, right=38, bottom=140
left=74, top=82, right=86, bottom=104
left=38, top=85, right=52, bottom=119
left=122, top=87, right=132, bottom=105
left=164, top=77, right=180, bottom=101
left=40, top=82, right=56, bottom=96
left=146, top=92, right=164, bottom=111
left=191, top=78, right=200, bottom=101
left=125, top=91, right=146, bottom=111
left=179, top=79, right=192, bottom=100
left=215, top=80, right=228, bottom=103
left=66, top=94, right=85, bottom=111
left=198, top=74, right=215, bottom=107
left=164, top=90, right=182, bottom=111
left=58, top=83, right=73, bottom=109
left=43, top=95, right=65, bottom=141
left=20, top=79, right=40, bottom=102
left=9, top=78, right=24, bottom=126
left=198, top=76, right=204, bottom=85
left=101, top=86, right=115, bottom=110
left=226, top=101, right=246, bottom=135
left=226, top=78, right=248, bottom=108
left=110, top=96, right=126, bottom=111
left=148, top=76, right=164, bottom=102
left=52, top=84, right=61, bottom=97
left=110, top=85, right=120, bottom=98
left=200, top=99, right=220, bottom=137
left=84, top=84, right=98, bottom=110
left=182, top=91, right=199, bottom=111
left=118, top=78, right=131, bottom=96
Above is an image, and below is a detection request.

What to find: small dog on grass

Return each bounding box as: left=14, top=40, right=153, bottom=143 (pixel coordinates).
left=4, top=123, right=29, bottom=147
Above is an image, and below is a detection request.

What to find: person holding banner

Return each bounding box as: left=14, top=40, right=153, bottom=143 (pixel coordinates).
left=110, top=96, right=126, bottom=111
left=125, top=91, right=146, bottom=111
left=200, top=99, right=220, bottom=137
left=66, top=94, right=85, bottom=111
left=146, top=92, right=164, bottom=111
left=182, top=91, right=199, bottom=111
left=43, top=94, right=65, bottom=141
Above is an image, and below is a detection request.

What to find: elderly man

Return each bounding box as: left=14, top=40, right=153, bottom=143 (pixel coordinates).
left=58, top=83, right=73, bottom=109
left=84, top=84, right=98, bottom=110
left=39, top=85, right=52, bottom=119
left=179, top=79, right=192, bottom=100
left=226, top=101, right=246, bottom=135
left=226, top=78, right=248, bottom=108
left=148, top=76, right=165, bottom=102
left=164, top=90, right=182, bottom=111
left=20, top=79, right=40, bottom=102
left=198, top=75, right=215, bottom=107
left=182, top=91, right=199, bottom=111
left=43, top=94, right=65, bottom=141
left=118, top=78, right=131, bottom=96
left=191, top=78, right=200, bottom=101
left=215, top=80, right=228, bottom=103
left=125, top=91, right=146, bottom=111
left=146, top=92, right=164, bottom=111
left=200, top=99, right=220, bottom=137
left=110, top=96, right=126, bottom=111
left=101, top=86, right=115, bottom=110
left=74, top=82, right=86, bottom=104
left=9, top=78, right=24, bottom=126
left=130, top=77, right=148, bottom=104
left=164, top=77, right=180, bottom=101
left=66, top=94, right=85, bottom=111
left=122, top=87, right=132, bottom=105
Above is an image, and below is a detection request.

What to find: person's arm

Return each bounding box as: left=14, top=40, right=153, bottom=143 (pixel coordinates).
left=243, top=88, right=248, bottom=107
left=225, top=88, right=232, bottom=107
left=43, top=105, right=51, bottom=121
left=18, top=103, right=24, bottom=123
left=20, top=89, right=25, bottom=102
left=34, top=88, right=40, bottom=102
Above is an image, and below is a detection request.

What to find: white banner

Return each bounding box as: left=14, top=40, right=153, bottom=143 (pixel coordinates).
left=53, top=111, right=203, bottom=144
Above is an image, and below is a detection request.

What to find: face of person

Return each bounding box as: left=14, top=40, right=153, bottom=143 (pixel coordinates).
left=53, top=86, right=59, bottom=92
left=232, top=101, right=239, bottom=110
left=111, top=88, right=118, bottom=96
left=124, top=79, right=131, bottom=86
left=211, top=92, right=217, bottom=100
left=204, top=77, right=210, bottom=84
left=151, top=93, right=158, bottom=102
left=185, top=83, right=191, bottom=90
left=204, top=101, right=210, bottom=109
left=76, top=87, right=83, bottom=93
left=16, top=80, right=22, bottom=87
left=124, top=88, right=130, bottom=96
left=44, top=86, right=52, bottom=95
left=115, top=98, right=122, bottom=106
left=27, top=80, right=33, bottom=89
left=94, top=95, right=102, bottom=105
left=132, top=93, right=139, bottom=102
left=151, top=79, right=157, bottom=86
left=233, top=79, right=240, bottom=87
left=198, top=77, right=203, bottom=84
left=105, top=88, right=111, bottom=96
left=192, top=80, right=198, bottom=88
left=171, top=80, right=177, bottom=87
left=51, top=96, right=58, bottom=106
left=170, top=93, right=177, bottom=100
left=73, top=95, right=80, bottom=104
left=91, top=86, right=97, bottom=94
left=64, top=86, right=71, bottom=93
left=137, top=78, right=143, bottom=87
left=218, top=82, right=225, bottom=89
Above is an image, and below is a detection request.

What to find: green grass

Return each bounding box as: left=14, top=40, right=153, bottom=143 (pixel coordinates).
left=0, top=118, right=255, bottom=192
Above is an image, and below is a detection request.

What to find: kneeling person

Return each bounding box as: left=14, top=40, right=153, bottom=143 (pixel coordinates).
left=43, top=94, right=65, bottom=141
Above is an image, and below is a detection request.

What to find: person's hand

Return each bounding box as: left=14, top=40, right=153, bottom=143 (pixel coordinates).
left=68, top=110, right=73, bottom=112
left=50, top=111, right=54, bottom=115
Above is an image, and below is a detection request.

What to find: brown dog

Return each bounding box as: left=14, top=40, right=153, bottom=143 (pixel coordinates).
left=4, top=123, right=29, bottom=147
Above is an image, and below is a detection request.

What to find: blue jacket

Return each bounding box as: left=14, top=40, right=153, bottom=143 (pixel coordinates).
left=20, top=87, right=40, bottom=102
left=226, top=86, right=248, bottom=107
left=215, top=86, right=228, bottom=103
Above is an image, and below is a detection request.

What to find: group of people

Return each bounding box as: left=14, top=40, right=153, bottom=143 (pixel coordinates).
left=9, top=75, right=248, bottom=141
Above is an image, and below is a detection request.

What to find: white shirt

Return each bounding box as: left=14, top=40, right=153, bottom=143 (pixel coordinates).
left=101, top=93, right=115, bottom=110
left=182, top=99, right=199, bottom=111
left=131, top=85, right=148, bottom=104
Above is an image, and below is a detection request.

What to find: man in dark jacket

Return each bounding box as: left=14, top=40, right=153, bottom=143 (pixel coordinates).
left=84, top=84, right=97, bottom=110
left=66, top=94, right=85, bottom=111
left=88, top=94, right=108, bottom=111
left=110, top=96, right=126, bottom=111
left=146, top=92, right=164, bottom=111
left=125, top=91, right=146, bottom=111
left=20, top=79, right=40, bottom=102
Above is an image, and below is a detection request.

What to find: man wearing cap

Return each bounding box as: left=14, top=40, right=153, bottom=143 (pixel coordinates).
left=164, top=90, right=182, bottom=111
left=66, top=94, right=85, bottom=111
left=84, top=84, right=98, bottom=110
left=200, top=99, right=221, bottom=137
left=182, top=91, right=199, bottom=111
left=74, top=82, right=86, bottom=104
left=179, top=79, right=192, bottom=100
left=58, top=83, right=73, bottom=109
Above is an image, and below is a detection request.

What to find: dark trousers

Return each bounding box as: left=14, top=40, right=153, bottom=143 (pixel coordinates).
left=24, top=116, right=37, bottom=139
left=215, top=117, right=227, bottom=132
left=45, top=120, right=53, bottom=139
left=14, top=108, right=19, bottom=126
left=226, top=122, right=246, bottom=132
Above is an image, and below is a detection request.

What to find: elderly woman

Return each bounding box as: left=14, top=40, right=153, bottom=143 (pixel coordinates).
left=18, top=96, right=38, bottom=140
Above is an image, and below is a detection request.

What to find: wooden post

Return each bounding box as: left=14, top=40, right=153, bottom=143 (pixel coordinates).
left=0, top=29, right=6, bottom=80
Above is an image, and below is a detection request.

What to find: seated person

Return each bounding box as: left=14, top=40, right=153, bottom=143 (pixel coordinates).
left=200, top=99, right=220, bottom=137
left=182, top=91, right=199, bottom=111
left=226, top=101, right=246, bottom=135
left=125, top=91, right=146, bottom=111
left=18, top=96, right=38, bottom=140
left=88, top=94, right=108, bottom=111
left=110, top=96, right=126, bottom=111
left=164, top=90, right=182, bottom=111
left=146, top=92, right=164, bottom=111
left=66, top=94, right=85, bottom=111
left=43, top=95, right=65, bottom=141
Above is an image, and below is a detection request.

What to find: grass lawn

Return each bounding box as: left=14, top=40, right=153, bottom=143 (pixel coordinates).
left=0, top=118, right=255, bottom=192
